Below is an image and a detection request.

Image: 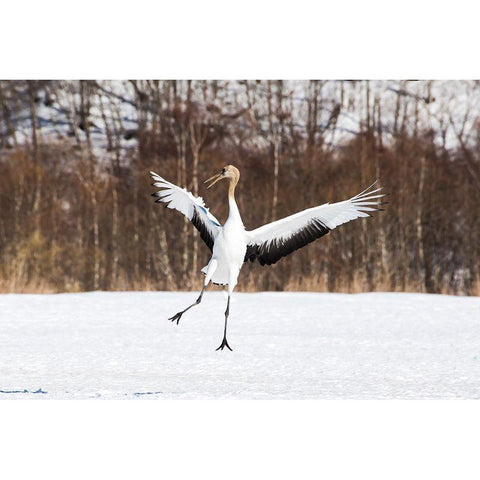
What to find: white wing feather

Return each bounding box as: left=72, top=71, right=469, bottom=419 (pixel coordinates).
left=245, top=182, right=385, bottom=265
left=150, top=171, right=221, bottom=250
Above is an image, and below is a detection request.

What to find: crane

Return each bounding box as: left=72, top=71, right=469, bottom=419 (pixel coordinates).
left=150, top=165, right=386, bottom=351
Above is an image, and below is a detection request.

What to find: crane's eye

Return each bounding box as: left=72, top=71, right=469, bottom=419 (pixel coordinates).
left=221, top=168, right=226, bottom=175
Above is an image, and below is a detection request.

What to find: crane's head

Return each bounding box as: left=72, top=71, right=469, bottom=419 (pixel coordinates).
left=205, top=165, right=240, bottom=189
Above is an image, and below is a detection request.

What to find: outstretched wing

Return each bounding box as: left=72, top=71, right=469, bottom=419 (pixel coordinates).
left=245, top=182, right=386, bottom=266
left=150, top=171, right=221, bottom=251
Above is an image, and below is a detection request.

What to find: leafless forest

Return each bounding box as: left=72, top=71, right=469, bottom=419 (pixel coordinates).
left=0, top=80, right=479, bottom=295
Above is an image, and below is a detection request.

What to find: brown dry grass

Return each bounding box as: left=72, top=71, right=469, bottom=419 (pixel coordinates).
left=1, top=273, right=478, bottom=296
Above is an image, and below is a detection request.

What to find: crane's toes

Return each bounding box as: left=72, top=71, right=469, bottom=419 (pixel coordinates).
left=168, top=312, right=183, bottom=325
left=215, top=338, right=233, bottom=351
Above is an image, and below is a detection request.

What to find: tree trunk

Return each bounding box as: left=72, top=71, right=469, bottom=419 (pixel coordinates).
left=416, top=156, right=427, bottom=291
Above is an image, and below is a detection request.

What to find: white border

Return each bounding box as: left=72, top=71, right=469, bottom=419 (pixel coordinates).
left=1, top=401, right=479, bottom=479
left=2, top=0, right=479, bottom=78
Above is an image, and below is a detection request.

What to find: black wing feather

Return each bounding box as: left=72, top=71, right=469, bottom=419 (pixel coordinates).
left=245, top=219, right=330, bottom=266
left=191, top=209, right=215, bottom=251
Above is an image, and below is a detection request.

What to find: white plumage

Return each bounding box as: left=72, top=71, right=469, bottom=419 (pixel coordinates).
left=151, top=173, right=221, bottom=245
left=150, top=165, right=386, bottom=351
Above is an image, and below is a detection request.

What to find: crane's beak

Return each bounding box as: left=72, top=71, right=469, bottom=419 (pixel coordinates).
left=204, top=172, right=223, bottom=189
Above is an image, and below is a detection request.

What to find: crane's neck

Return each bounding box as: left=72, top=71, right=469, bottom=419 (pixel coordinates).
left=227, top=177, right=242, bottom=223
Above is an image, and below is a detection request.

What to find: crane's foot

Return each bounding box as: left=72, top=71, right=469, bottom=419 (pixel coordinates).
left=168, top=290, right=205, bottom=325
left=168, top=311, right=184, bottom=325
left=216, top=337, right=233, bottom=351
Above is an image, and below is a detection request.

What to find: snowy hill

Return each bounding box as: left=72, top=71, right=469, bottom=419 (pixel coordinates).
left=1, top=291, right=479, bottom=399
left=2, top=80, right=480, bottom=156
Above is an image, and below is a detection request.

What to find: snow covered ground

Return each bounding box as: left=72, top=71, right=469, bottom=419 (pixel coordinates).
left=4, top=81, right=480, bottom=157
left=0, top=291, right=479, bottom=399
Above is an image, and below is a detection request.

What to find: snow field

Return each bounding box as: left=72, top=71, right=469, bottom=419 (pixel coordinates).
left=0, top=291, right=479, bottom=399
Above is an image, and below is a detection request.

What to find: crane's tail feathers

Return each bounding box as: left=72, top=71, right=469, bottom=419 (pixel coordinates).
left=201, top=269, right=227, bottom=286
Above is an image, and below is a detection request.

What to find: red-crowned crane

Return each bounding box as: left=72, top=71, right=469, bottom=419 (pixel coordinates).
left=151, top=165, right=386, bottom=351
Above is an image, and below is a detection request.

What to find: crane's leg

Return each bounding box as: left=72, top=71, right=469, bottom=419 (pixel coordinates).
left=168, top=286, right=206, bottom=324
left=215, top=295, right=232, bottom=351
left=168, top=260, right=217, bottom=325
left=216, top=273, right=236, bottom=351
